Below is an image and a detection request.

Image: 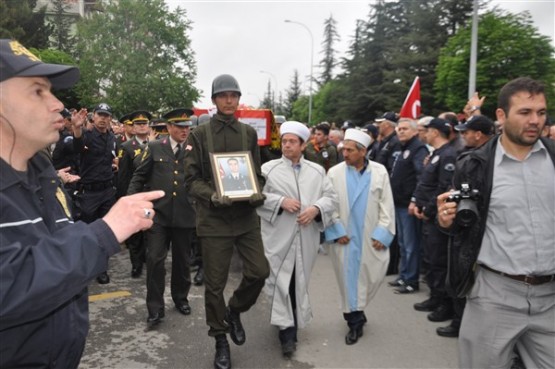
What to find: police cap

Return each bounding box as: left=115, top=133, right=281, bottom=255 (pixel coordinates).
left=0, top=39, right=79, bottom=89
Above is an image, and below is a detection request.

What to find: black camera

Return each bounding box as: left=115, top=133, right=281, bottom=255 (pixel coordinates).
left=446, top=183, right=480, bottom=227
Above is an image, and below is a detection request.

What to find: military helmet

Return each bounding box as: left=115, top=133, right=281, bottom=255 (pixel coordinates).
left=211, top=74, right=241, bottom=97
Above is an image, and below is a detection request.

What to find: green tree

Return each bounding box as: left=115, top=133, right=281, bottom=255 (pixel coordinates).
left=435, top=10, right=555, bottom=118
left=332, top=0, right=473, bottom=122
left=75, top=0, right=199, bottom=116
left=284, top=70, right=302, bottom=120
left=50, top=0, right=77, bottom=54
left=260, top=80, right=274, bottom=110
left=318, top=15, right=340, bottom=86
left=30, top=47, right=81, bottom=108
left=0, top=0, right=52, bottom=48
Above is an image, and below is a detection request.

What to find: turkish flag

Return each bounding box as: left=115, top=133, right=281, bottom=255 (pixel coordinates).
left=399, top=76, right=421, bottom=119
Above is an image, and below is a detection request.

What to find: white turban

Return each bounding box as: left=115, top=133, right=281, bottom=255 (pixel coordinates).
left=344, top=128, right=371, bottom=148
left=280, top=121, right=310, bottom=142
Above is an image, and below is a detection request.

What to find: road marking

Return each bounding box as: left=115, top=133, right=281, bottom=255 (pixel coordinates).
left=89, top=290, right=132, bottom=302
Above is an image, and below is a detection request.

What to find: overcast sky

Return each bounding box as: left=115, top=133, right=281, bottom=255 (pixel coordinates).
left=167, top=0, right=554, bottom=110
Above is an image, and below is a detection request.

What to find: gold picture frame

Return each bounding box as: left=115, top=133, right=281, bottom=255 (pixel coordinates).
left=209, top=151, right=260, bottom=201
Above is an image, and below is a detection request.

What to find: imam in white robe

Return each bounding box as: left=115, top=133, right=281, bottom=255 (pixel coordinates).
left=257, top=156, right=339, bottom=329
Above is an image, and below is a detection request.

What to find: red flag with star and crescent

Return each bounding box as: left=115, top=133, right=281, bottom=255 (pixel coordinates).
left=399, top=76, right=421, bottom=119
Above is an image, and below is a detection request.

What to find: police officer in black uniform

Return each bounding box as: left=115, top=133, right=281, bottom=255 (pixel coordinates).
left=52, top=108, right=79, bottom=173
left=73, top=102, right=118, bottom=284
left=128, top=108, right=196, bottom=325
left=410, top=118, right=457, bottom=321
left=116, top=110, right=152, bottom=277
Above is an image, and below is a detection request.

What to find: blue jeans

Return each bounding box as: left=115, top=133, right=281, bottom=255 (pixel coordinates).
left=395, top=207, right=421, bottom=284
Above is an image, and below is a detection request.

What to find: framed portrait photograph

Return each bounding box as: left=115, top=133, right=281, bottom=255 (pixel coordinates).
left=209, top=151, right=261, bottom=201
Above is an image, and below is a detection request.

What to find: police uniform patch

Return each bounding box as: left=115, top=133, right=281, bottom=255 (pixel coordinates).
left=444, top=163, right=456, bottom=171
left=55, top=187, right=72, bottom=218
left=403, top=150, right=410, bottom=159
left=431, top=155, right=440, bottom=164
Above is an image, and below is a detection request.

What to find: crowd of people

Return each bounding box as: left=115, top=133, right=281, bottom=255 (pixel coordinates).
left=1, top=38, right=554, bottom=369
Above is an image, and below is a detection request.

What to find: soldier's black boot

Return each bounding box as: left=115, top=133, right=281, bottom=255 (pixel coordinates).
left=225, top=307, right=245, bottom=345
left=214, top=334, right=231, bottom=369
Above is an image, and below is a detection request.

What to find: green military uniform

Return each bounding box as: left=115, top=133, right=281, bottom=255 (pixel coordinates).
left=184, top=113, right=270, bottom=336
left=116, top=136, right=148, bottom=275
left=128, top=135, right=196, bottom=318
left=304, top=140, right=338, bottom=172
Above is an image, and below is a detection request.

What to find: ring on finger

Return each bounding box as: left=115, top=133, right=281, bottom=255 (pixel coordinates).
left=143, top=208, right=152, bottom=219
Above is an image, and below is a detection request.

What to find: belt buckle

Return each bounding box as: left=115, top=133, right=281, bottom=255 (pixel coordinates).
left=523, top=275, right=534, bottom=285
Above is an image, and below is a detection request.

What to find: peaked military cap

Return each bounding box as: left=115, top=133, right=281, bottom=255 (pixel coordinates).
left=129, top=110, right=152, bottom=124
left=162, top=108, right=194, bottom=127
left=118, top=113, right=132, bottom=125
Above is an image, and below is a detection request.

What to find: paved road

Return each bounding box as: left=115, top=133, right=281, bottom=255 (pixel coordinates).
left=80, top=248, right=458, bottom=369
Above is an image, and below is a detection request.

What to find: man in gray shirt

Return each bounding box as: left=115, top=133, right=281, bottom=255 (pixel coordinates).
left=437, top=77, right=555, bottom=368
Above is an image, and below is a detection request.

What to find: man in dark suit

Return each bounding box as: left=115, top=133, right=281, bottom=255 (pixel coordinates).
left=117, top=110, right=152, bottom=278
left=222, top=157, right=252, bottom=191
left=128, top=108, right=196, bottom=326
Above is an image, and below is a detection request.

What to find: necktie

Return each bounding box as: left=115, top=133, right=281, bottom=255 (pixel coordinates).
left=175, top=144, right=181, bottom=158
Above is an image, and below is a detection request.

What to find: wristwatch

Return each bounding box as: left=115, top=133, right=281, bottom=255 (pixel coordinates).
left=469, top=105, right=481, bottom=113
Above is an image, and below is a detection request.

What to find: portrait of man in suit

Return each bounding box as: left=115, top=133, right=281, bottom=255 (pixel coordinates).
left=221, top=157, right=253, bottom=192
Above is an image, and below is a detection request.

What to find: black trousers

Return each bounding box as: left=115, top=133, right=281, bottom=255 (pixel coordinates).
left=127, top=231, right=145, bottom=268
left=145, top=223, right=193, bottom=315
left=201, top=228, right=270, bottom=337
left=422, top=221, right=450, bottom=300
left=79, top=186, right=116, bottom=223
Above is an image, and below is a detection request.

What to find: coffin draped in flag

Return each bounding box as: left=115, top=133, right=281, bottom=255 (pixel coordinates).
left=399, top=77, right=421, bottom=119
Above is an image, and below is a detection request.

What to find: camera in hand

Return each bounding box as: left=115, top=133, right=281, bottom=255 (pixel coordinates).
left=446, top=183, right=480, bottom=227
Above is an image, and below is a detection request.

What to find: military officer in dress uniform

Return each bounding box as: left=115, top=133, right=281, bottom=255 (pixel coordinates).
left=128, top=108, right=196, bottom=326
left=116, top=113, right=134, bottom=148
left=117, top=110, right=152, bottom=277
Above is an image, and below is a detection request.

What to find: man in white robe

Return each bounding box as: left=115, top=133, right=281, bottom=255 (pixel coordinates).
left=325, top=128, right=395, bottom=345
left=257, top=121, right=339, bottom=358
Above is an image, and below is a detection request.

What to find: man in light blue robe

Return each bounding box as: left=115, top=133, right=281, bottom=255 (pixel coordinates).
left=326, top=128, right=396, bottom=345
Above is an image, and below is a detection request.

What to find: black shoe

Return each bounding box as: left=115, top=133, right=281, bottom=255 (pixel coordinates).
left=388, top=278, right=404, bottom=287
left=395, top=284, right=419, bottom=294
left=96, top=272, right=110, bottom=284
left=436, top=323, right=460, bottom=337
left=414, top=296, right=441, bottom=312
left=176, top=303, right=191, bottom=315
left=345, top=325, right=363, bottom=345
left=131, top=266, right=142, bottom=278
left=146, top=312, right=164, bottom=326
left=281, top=339, right=296, bottom=358
left=214, top=335, right=231, bottom=369
left=225, top=307, right=245, bottom=345
left=427, top=304, right=454, bottom=322
left=194, top=267, right=204, bottom=286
